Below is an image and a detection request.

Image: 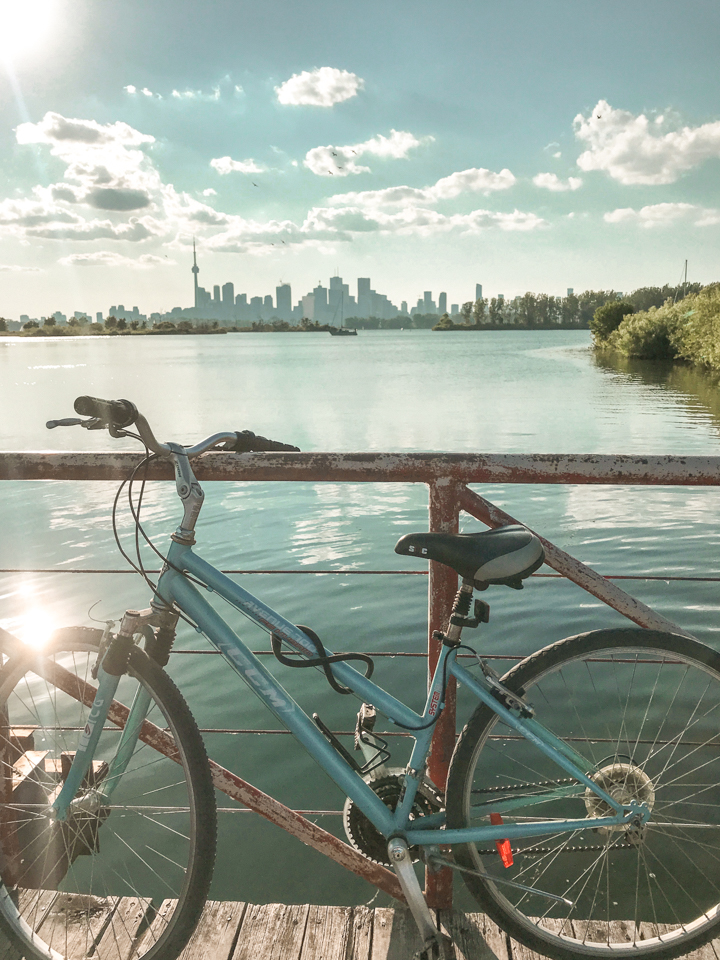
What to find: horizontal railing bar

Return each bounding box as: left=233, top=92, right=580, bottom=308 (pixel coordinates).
left=216, top=808, right=343, bottom=815
left=0, top=568, right=427, bottom=576
left=2, top=568, right=718, bottom=582
left=3, top=451, right=720, bottom=485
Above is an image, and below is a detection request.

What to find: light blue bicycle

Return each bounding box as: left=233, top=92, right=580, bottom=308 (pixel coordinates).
left=1, top=395, right=719, bottom=960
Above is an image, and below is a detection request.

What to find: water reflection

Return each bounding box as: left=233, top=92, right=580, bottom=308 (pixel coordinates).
left=592, top=350, right=720, bottom=438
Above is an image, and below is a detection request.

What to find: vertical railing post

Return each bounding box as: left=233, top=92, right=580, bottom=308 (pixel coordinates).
left=425, top=479, right=460, bottom=910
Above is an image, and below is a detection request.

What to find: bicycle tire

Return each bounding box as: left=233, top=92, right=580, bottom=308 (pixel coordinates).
left=446, top=627, right=720, bottom=960
left=0, top=626, right=216, bottom=960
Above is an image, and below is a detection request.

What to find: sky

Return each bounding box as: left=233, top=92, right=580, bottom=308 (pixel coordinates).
left=1, top=0, right=720, bottom=318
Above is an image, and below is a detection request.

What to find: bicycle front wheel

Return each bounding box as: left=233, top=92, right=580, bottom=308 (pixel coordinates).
left=446, top=628, right=720, bottom=960
left=0, top=626, right=216, bottom=960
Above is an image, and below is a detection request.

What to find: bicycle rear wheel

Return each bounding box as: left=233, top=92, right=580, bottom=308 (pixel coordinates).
left=0, top=626, right=216, bottom=960
left=446, top=628, right=720, bottom=960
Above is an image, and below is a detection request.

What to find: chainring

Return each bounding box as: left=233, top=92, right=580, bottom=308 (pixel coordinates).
left=342, top=771, right=442, bottom=866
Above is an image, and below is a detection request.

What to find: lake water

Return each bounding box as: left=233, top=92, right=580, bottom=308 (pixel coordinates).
left=1, top=328, right=720, bottom=907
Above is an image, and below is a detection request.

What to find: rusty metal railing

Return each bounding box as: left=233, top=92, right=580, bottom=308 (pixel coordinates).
left=2, top=450, right=719, bottom=909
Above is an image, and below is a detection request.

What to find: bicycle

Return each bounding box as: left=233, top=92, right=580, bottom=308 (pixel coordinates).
left=0, top=395, right=719, bottom=960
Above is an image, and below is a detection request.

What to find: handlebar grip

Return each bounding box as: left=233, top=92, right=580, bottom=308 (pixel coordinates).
left=229, top=430, right=300, bottom=453
left=74, top=396, right=138, bottom=428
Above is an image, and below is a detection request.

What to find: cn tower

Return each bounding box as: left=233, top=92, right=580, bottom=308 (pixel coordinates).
left=192, top=238, right=200, bottom=309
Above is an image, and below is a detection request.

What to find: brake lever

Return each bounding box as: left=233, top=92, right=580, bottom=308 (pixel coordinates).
left=46, top=418, right=83, bottom=429
left=46, top=417, right=105, bottom=430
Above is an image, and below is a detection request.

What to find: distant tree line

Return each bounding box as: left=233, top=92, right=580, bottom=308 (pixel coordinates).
left=433, top=283, right=705, bottom=330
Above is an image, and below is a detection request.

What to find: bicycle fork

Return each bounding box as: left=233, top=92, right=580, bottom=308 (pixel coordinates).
left=52, top=612, right=156, bottom=821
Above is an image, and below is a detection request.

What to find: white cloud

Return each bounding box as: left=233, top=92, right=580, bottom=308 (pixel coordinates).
left=305, top=203, right=544, bottom=237
left=329, top=167, right=516, bottom=207
left=304, top=130, right=429, bottom=177
left=276, top=67, right=363, bottom=107
left=124, top=84, right=161, bottom=99
left=0, top=263, right=41, bottom=272
left=604, top=202, right=720, bottom=227
left=3, top=110, right=535, bottom=261
left=533, top=172, right=583, bottom=192
left=172, top=86, right=221, bottom=101
left=29, top=218, right=160, bottom=241
left=58, top=251, right=173, bottom=267
left=210, top=156, right=264, bottom=175
left=574, top=100, right=720, bottom=185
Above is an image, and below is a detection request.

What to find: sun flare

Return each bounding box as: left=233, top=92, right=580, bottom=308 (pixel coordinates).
left=19, top=609, right=54, bottom=649
left=0, top=0, right=57, bottom=63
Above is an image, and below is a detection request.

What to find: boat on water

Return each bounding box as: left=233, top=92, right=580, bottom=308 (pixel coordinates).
left=328, top=286, right=357, bottom=335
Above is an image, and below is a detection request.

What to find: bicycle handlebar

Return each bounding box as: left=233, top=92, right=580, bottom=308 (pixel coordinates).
left=74, top=395, right=138, bottom=428
left=50, top=395, right=300, bottom=456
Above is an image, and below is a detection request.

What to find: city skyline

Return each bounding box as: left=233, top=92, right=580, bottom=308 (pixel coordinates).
left=1, top=1, right=719, bottom=318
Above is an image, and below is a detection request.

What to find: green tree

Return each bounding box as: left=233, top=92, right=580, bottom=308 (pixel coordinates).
left=590, top=301, right=635, bottom=342
left=516, top=293, right=538, bottom=326
left=68, top=317, right=79, bottom=327
left=472, top=298, right=487, bottom=325
left=43, top=317, right=56, bottom=327
left=488, top=297, right=505, bottom=324
left=177, top=320, right=193, bottom=332
left=0, top=318, right=7, bottom=332
left=130, top=319, right=140, bottom=330
left=460, top=301, right=473, bottom=324
left=561, top=293, right=579, bottom=324
left=104, top=316, right=118, bottom=330
left=116, top=318, right=127, bottom=331
left=433, top=313, right=455, bottom=330
left=156, top=320, right=176, bottom=331
left=23, top=320, right=39, bottom=330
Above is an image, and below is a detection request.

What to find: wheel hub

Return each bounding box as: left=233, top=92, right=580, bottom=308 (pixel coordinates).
left=584, top=762, right=655, bottom=837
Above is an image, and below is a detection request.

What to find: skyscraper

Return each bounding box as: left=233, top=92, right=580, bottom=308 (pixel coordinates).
left=276, top=284, right=291, bottom=320
left=222, top=282, right=234, bottom=305
left=476, top=283, right=483, bottom=301
left=438, top=292, right=447, bottom=314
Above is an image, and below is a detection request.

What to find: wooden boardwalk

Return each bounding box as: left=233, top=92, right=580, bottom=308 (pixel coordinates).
left=176, top=903, right=720, bottom=960
left=3, top=900, right=720, bottom=959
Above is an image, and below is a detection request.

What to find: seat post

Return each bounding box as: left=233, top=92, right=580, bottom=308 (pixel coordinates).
left=444, top=580, right=475, bottom=644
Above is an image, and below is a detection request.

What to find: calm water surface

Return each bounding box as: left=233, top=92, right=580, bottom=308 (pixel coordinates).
left=1, top=328, right=720, bottom=906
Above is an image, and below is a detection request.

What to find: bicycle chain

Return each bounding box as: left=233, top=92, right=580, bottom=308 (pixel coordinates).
left=476, top=841, right=633, bottom=857
left=472, top=777, right=576, bottom=795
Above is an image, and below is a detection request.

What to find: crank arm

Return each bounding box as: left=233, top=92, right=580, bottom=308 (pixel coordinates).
left=429, top=855, right=573, bottom=907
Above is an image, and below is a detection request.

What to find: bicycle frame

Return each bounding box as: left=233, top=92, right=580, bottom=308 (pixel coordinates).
left=54, top=535, right=645, bottom=848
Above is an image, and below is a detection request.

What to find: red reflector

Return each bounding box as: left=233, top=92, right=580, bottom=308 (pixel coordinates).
left=490, top=812, right=513, bottom=868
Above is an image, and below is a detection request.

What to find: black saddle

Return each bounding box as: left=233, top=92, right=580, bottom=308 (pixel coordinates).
left=394, top=524, right=544, bottom=590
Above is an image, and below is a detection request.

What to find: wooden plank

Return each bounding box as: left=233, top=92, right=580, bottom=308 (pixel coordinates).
left=12, top=750, right=49, bottom=792
left=371, top=907, right=425, bottom=960
left=36, top=892, right=118, bottom=958
left=92, top=896, right=152, bottom=960
left=301, top=905, right=373, bottom=960
left=169, top=899, right=246, bottom=960
left=439, top=912, right=510, bottom=960
left=511, top=918, right=573, bottom=959
left=231, top=903, right=309, bottom=960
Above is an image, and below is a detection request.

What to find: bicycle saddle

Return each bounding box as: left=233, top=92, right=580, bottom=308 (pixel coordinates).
left=394, top=524, right=544, bottom=589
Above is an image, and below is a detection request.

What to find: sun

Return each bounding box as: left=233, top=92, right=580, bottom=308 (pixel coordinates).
left=0, top=0, right=57, bottom=64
